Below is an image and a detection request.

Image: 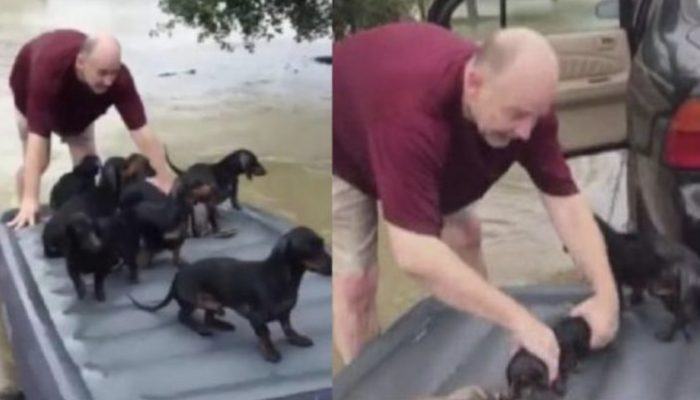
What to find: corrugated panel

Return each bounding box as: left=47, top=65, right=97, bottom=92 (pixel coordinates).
left=0, top=206, right=332, bottom=400
left=334, top=285, right=700, bottom=400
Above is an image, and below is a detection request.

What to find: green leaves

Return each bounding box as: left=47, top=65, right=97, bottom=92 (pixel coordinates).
left=153, top=0, right=422, bottom=50
left=153, top=0, right=332, bottom=52
left=332, top=0, right=415, bottom=40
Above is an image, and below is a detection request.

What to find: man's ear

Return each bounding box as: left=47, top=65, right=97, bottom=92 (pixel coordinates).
left=76, top=53, right=87, bottom=70
left=464, top=68, right=484, bottom=98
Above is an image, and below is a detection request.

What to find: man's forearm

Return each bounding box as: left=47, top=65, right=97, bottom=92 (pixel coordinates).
left=130, top=126, right=172, bottom=178
left=22, top=133, right=49, bottom=202
left=388, top=224, right=532, bottom=332
left=543, top=193, right=617, bottom=297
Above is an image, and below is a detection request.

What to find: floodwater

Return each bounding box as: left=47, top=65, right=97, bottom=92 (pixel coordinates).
left=0, top=0, right=331, bottom=240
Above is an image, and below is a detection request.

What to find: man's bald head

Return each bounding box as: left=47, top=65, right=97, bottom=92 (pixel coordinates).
left=76, top=33, right=122, bottom=94
left=80, top=33, right=121, bottom=61
left=463, top=27, right=559, bottom=148
left=474, top=28, right=558, bottom=78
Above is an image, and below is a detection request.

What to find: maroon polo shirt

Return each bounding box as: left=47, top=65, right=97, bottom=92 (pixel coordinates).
left=9, top=29, right=147, bottom=138
left=333, top=22, right=579, bottom=236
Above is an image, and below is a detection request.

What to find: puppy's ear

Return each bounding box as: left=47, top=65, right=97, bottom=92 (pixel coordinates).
left=172, top=178, right=204, bottom=205
left=100, top=161, right=122, bottom=194
left=65, top=220, right=79, bottom=244
left=74, top=155, right=101, bottom=177
left=235, top=151, right=255, bottom=178
left=169, top=177, right=185, bottom=198
left=681, top=265, right=700, bottom=316
left=65, top=214, right=91, bottom=249
left=271, top=234, right=291, bottom=261
left=146, top=161, right=156, bottom=177
left=126, top=154, right=156, bottom=179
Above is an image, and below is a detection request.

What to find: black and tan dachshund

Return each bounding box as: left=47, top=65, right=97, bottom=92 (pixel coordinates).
left=645, top=234, right=700, bottom=342
left=166, top=149, right=266, bottom=236
left=63, top=212, right=123, bottom=301
left=121, top=153, right=156, bottom=184
left=119, top=176, right=212, bottom=273
left=592, top=214, right=668, bottom=308
left=129, top=226, right=331, bottom=362
left=593, top=215, right=700, bottom=342
left=49, top=155, right=101, bottom=210
left=506, top=317, right=591, bottom=400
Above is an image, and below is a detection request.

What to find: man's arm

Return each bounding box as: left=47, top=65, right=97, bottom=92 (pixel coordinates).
left=129, top=124, right=176, bottom=193
left=8, top=133, right=49, bottom=229
left=387, top=222, right=561, bottom=382
left=541, top=192, right=619, bottom=348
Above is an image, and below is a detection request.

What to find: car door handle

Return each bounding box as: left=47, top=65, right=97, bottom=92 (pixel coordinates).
left=588, top=75, right=612, bottom=84
left=599, top=36, right=616, bottom=51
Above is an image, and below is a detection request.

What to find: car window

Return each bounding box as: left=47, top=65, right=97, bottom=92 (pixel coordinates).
left=450, top=0, right=620, bottom=41
left=692, top=0, right=700, bottom=16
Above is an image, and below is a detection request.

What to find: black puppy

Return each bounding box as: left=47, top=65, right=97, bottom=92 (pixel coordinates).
left=122, top=153, right=156, bottom=185
left=63, top=212, right=121, bottom=301
left=43, top=155, right=155, bottom=261
left=130, top=226, right=331, bottom=362
left=119, top=176, right=210, bottom=273
left=552, top=317, right=591, bottom=391
left=43, top=157, right=126, bottom=258
left=49, top=155, right=101, bottom=210
left=506, top=350, right=552, bottom=400
left=596, top=216, right=700, bottom=342
left=646, top=234, right=700, bottom=342
left=506, top=317, right=591, bottom=400
left=167, top=149, right=266, bottom=236
left=593, top=214, right=667, bottom=307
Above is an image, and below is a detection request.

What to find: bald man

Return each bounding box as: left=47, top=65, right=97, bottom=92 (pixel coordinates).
left=7, top=29, right=176, bottom=229
left=333, top=23, right=619, bottom=382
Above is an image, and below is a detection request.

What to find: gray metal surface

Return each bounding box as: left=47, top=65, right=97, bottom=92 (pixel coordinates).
left=334, top=285, right=700, bottom=400
left=0, top=205, right=332, bottom=400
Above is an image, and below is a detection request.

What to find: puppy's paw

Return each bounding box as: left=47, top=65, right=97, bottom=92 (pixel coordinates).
left=207, top=317, right=236, bottom=331
left=213, top=229, right=237, bottom=239
left=262, top=348, right=281, bottom=363
left=629, top=287, right=646, bottom=306
left=196, top=328, right=214, bottom=337
left=287, top=334, right=313, bottom=347
left=630, top=295, right=644, bottom=306
left=173, top=257, right=187, bottom=267
left=682, top=328, right=693, bottom=343
left=552, top=378, right=567, bottom=395
left=655, top=330, right=676, bottom=343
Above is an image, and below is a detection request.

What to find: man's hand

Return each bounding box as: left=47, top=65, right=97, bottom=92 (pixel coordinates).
left=129, top=126, right=179, bottom=195
left=541, top=193, right=620, bottom=348
left=510, top=313, right=561, bottom=384
left=7, top=197, right=40, bottom=229
left=570, top=291, right=619, bottom=349
left=148, top=171, right=176, bottom=194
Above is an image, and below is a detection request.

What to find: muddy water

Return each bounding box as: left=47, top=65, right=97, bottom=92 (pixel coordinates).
left=0, top=0, right=331, bottom=240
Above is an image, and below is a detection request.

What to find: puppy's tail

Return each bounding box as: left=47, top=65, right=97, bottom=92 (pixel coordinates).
left=128, top=282, right=175, bottom=312
left=165, top=147, right=184, bottom=176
